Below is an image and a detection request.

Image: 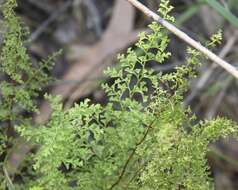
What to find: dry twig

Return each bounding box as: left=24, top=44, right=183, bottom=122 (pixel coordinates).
left=205, top=76, right=233, bottom=119
left=184, top=33, right=238, bottom=105
left=28, top=0, right=73, bottom=42
left=126, top=0, right=238, bottom=80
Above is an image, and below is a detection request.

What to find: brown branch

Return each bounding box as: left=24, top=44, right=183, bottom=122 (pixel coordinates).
left=108, top=118, right=156, bottom=190
left=184, top=33, right=238, bottom=105
left=126, top=0, right=238, bottom=80
left=124, top=160, right=148, bottom=188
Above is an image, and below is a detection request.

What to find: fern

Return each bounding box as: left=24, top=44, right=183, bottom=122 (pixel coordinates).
left=0, top=0, right=57, bottom=187
left=1, top=0, right=238, bottom=190
left=0, top=0, right=58, bottom=121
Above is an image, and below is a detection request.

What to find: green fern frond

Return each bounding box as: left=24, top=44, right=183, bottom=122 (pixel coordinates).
left=1, top=0, right=237, bottom=189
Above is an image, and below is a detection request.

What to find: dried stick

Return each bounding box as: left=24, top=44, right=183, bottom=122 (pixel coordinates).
left=28, top=0, right=72, bottom=42
left=126, top=0, right=238, bottom=80
left=184, top=33, right=238, bottom=106
left=205, top=76, right=233, bottom=119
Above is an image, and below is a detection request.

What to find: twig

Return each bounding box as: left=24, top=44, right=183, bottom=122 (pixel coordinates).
left=126, top=0, right=238, bottom=80
left=184, top=33, right=238, bottom=106
left=205, top=76, right=233, bottom=119
left=83, top=0, right=103, bottom=37
left=108, top=118, right=156, bottom=190
left=124, top=160, right=148, bottom=188
left=3, top=166, right=14, bottom=190
left=28, top=0, right=73, bottom=42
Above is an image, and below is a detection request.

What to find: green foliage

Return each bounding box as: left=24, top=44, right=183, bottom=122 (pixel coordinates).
left=1, top=0, right=238, bottom=189
left=0, top=0, right=57, bottom=187
left=139, top=118, right=237, bottom=190
left=206, top=29, right=222, bottom=48
left=0, top=0, right=56, bottom=121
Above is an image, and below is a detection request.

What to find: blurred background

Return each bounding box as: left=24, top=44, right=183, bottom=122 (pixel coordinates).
left=1, top=0, right=238, bottom=189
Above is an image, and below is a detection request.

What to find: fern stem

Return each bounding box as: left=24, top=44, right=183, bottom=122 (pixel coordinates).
left=108, top=117, right=156, bottom=190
